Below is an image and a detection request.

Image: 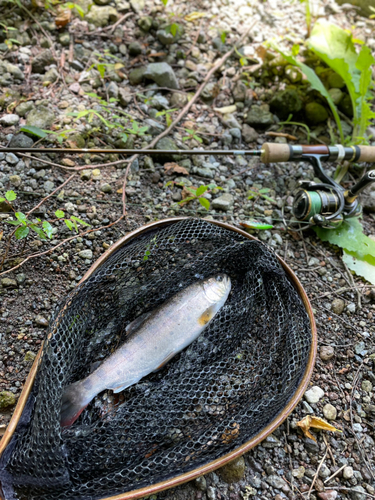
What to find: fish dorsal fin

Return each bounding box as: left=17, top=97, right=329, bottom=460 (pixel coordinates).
left=125, top=311, right=152, bottom=336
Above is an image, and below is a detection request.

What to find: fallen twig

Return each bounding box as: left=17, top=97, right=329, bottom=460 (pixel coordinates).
left=307, top=450, right=327, bottom=499
left=105, top=12, right=133, bottom=33
left=323, top=464, right=346, bottom=484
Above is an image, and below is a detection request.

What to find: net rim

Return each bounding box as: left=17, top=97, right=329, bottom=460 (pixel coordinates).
left=0, top=217, right=317, bottom=500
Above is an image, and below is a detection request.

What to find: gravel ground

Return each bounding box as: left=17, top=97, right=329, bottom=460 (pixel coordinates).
left=1, top=0, right=375, bottom=498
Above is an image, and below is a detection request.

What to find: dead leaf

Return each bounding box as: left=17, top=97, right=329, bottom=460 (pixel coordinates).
left=184, top=11, right=208, bottom=22
left=55, top=9, right=71, bottom=28
left=164, top=162, right=189, bottom=176
left=0, top=230, right=3, bottom=241
left=297, top=415, right=342, bottom=442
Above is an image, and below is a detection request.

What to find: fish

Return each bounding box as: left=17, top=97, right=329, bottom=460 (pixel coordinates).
left=60, top=274, right=231, bottom=427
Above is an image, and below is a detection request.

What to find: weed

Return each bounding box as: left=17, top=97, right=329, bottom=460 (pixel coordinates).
left=277, top=114, right=311, bottom=143
left=247, top=188, right=277, bottom=204
left=166, top=182, right=222, bottom=210
left=62, top=2, right=85, bottom=18
left=124, top=121, right=149, bottom=137
left=155, top=108, right=178, bottom=127
left=182, top=128, right=203, bottom=144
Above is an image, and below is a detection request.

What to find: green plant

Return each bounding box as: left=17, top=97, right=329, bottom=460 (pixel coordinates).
left=124, top=121, right=149, bottom=136
left=164, top=22, right=182, bottom=37
left=20, top=125, right=75, bottom=144
left=0, top=191, right=90, bottom=242
left=182, top=128, right=203, bottom=143
left=299, top=0, right=311, bottom=36
left=166, top=182, right=221, bottom=210
left=62, top=2, right=85, bottom=18
left=247, top=187, right=277, bottom=204
left=0, top=23, right=21, bottom=49
left=278, top=114, right=311, bottom=143
left=155, top=108, right=178, bottom=127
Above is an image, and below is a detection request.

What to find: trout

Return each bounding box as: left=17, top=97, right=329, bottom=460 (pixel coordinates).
left=60, top=275, right=231, bottom=427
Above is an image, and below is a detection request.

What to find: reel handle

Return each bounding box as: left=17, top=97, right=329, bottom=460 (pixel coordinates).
left=345, top=170, right=375, bottom=203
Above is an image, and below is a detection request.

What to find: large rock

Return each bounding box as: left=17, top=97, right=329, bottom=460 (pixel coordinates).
left=305, top=102, right=328, bottom=124
left=270, top=89, right=303, bottom=119
left=335, top=0, right=375, bottom=16
left=246, top=105, right=274, bottom=127
left=31, top=49, right=55, bottom=73
left=85, top=5, right=118, bottom=27
left=1, top=61, right=24, bottom=80
left=144, top=63, right=179, bottom=90
left=26, top=106, right=55, bottom=129
left=0, top=114, right=19, bottom=126
left=9, top=133, right=34, bottom=148
left=0, top=391, right=16, bottom=409
left=128, top=67, right=146, bottom=86
left=212, top=193, right=234, bottom=211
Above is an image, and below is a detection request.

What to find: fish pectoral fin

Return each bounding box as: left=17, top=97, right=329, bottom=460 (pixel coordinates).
left=198, top=305, right=216, bottom=326
left=125, top=311, right=152, bottom=336
left=111, top=381, right=133, bottom=394
left=153, top=352, right=176, bottom=372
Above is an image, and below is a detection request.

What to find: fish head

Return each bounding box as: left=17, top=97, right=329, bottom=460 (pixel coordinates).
left=202, top=274, right=231, bottom=304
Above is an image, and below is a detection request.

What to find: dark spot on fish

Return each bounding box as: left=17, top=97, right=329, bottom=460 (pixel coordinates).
left=198, top=305, right=215, bottom=326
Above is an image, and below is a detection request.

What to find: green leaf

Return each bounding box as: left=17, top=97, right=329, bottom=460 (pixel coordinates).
left=355, top=45, right=375, bottom=139
left=0, top=197, right=4, bottom=202
left=15, top=212, right=28, bottom=225
left=6, top=220, right=21, bottom=226
left=15, top=226, right=29, bottom=239
left=314, top=218, right=375, bottom=255
left=199, top=197, right=210, bottom=210
left=220, top=31, right=227, bottom=44
left=65, top=219, right=74, bottom=231
left=20, top=125, right=48, bottom=138
left=342, top=249, right=375, bottom=285
left=70, top=216, right=90, bottom=226
left=196, top=185, right=208, bottom=196
left=194, top=135, right=203, bottom=143
left=239, top=57, right=247, bottom=67
left=5, top=190, right=16, bottom=202
left=271, top=41, right=344, bottom=144
left=170, top=23, right=178, bottom=37
left=161, top=0, right=168, bottom=5
left=178, top=196, right=195, bottom=204
left=259, top=188, right=270, bottom=194
left=55, top=210, right=65, bottom=218
left=74, top=4, right=85, bottom=17
left=42, top=220, right=53, bottom=238
left=97, top=63, right=106, bottom=78
left=30, top=224, right=47, bottom=240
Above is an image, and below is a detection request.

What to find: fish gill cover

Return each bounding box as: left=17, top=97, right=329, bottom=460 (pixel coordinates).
left=0, top=218, right=312, bottom=500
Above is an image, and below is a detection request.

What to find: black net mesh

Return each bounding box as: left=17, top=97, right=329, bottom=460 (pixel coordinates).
left=0, top=218, right=312, bottom=500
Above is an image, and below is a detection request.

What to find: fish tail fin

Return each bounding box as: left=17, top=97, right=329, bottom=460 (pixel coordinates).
left=60, top=382, right=92, bottom=428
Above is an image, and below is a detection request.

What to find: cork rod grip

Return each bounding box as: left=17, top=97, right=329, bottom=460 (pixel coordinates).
left=357, top=146, right=375, bottom=163
left=261, top=143, right=291, bottom=163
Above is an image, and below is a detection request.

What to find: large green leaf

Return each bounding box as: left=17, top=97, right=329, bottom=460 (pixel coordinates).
left=20, top=125, right=48, bottom=138
left=308, top=21, right=360, bottom=126
left=343, top=250, right=375, bottom=285
left=271, top=43, right=344, bottom=144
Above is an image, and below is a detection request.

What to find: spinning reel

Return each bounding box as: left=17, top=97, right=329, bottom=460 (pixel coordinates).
left=2, top=142, right=375, bottom=230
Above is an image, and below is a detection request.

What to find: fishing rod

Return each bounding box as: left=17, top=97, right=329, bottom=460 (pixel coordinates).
left=2, top=142, right=375, bottom=229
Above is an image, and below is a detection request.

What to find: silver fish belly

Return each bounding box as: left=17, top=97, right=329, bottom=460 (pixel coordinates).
left=60, top=275, right=231, bottom=427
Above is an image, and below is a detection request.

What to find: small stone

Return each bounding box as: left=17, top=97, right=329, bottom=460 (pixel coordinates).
left=217, top=456, right=245, bottom=483
left=270, top=89, right=303, bottom=119
left=9, top=175, right=21, bottom=187
left=118, top=87, right=132, bottom=106
left=266, top=475, right=287, bottom=490
left=304, top=438, right=319, bottom=453
left=338, top=94, right=353, bottom=118
left=157, top=28, right=178, bottom=45
left=347, top=302, right=356, bottom=314
left=232, top=81, right=247, bottom=102
left=144, top=62, right=179, bottom=90
left=128, top=67, right=146, bottom=86
left=207, top=486, right=216, bottom=500
left=305, top=102, right=329, bottom=124
left=107, top=81, right=119, bottom=99
left=59, top=32, right=71, bottom=46
left=354, top=341, right=366, bottom=355
left=352, top=423, right=363, bottom=433
left=1, top=278, right=18, bottom=288
left=5, top=153, right=19, bottom=164
left=361, top=380, right=373, bottom=392
left=85, top=5, right=118, bottom=27
left=35, top=314, right=49, bottom=327
left=242, top=124, right=259, bottom=143
left=193, top=475, right=207, bottom=491
left=128, top=41, right=143, bottom=56
left=304, top=386, right=325, bottom=404
left=170, top=92, right=188, bottom=108
left=26, top=106, right=55, bottom=129
left=9, top=133, right=34, bottom=148
left=328, top=88, right=344, bottom=105
left=31, top=49, right=55, bottom=73
left=78, top=249, right=93, bottom=259
left=138, top=16, right=152, bottom=32
left=0, top=114, right=20, bottom=126
left=285, top=66, right=302, bottom=83
left=80, top=170, right=92, bottom=181
left=0, top=391, right=16, bottom=409
left=44, top=180, right=55, bottom=192
left=262, top=434, right=281, bottom=448
left=16, top=273, right=26, bottom=284
left=323, top=403, right=337, bottom=420
left=292, top=466, right=305, bottom=478
left=317, top=490, right=338, bottom=500
left=246, top=105, right=274, bottom=127
left=100, top=183, right=112, bottom=193
left=212, top=193, right=234, bottom=211
left=15, top=101, right=34, bottom=117
left=331, top=298, right=345, bottom=315
left=320, top=345, right=335, bottom=361
left=24, top=351, right=36, bottom=362
left=327, top=72, right=345, bottom=89
left=349, top=485, right=366, bottom=500
left=343, top=466, right=354, bottom=480
left=130, top=0, right=144, bottom=12
left=42, top=68, right=59, bottom=84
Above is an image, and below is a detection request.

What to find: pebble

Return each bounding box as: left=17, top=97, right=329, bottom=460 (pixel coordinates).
left=207, top=486, right=216, bottom=500
left=78, top=249, right=93, bottom=259
left=352, top=423, right=363, bottom=433
left=361, top=380, right=372, bottom=392
left=349, top=485, right=367, bottom=500
left=331, top=298, right=345, bottom=315
left=211, top=193, right=234, bottom=211
left=317, top=491, right=338, bottom=500
left=292, top=466, right=305, bottom=478
left=193, top=476, right=207, bottom=491
left=0, top=391, right=16, bottom=408
left=304, top=386, right=324, bottom=404
left=318, top=463, right=331, bottom=479
left=346, top=302, right=356, bottom=314
left=265, top=475, right=287, bottom=490
left=217, top=456, right=245, bottom=483
left=0, top=114, right=20, bottom=126
left=322, top=403, right=337, bottom=420
left=24, top=351, right=37, bottom=362
left=343, top=466, right=354, bottom=479
left=44, top=180, right=55, bottom=192
left=1, top=278, right=18, bottom=288
left=5, top=153, right=19, bottom=164
left=320, top=345, right=335, bottom=361
left=100, top=183, right=112, bottom=193
left=35, top=315, right=49, bottom=327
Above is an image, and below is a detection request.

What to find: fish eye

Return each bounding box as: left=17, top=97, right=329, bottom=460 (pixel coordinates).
left=216, top=276, right=223, bottom=282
